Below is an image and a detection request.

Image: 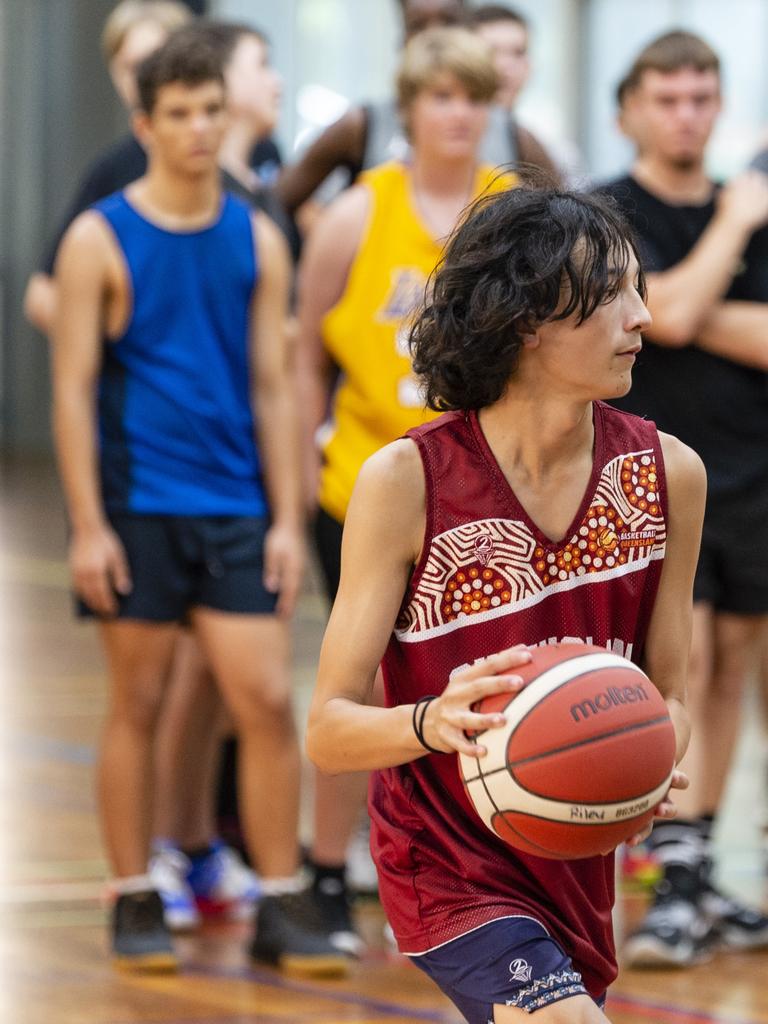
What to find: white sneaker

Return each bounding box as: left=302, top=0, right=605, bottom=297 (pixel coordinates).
left=149, top=844, right=201, bottom=931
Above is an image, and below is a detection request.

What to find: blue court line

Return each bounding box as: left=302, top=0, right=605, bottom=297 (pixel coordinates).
left=608, top=992, right=757, bottom=1024
left=190, top=963, right=763, bottom=1024
left=187, top=962, right=456, bottom=1021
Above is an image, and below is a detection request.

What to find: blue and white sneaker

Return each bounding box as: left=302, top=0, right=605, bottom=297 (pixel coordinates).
left=187, top=840, right=260, bottom=921
left=148, top=844, right=201, bottom=932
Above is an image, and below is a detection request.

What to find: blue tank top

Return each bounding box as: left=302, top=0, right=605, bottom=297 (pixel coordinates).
left=93, top=190, right=267, bottom=516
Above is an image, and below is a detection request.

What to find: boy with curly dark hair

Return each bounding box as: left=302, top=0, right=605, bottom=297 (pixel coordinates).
left=307, top=186, right=704, bottom=1023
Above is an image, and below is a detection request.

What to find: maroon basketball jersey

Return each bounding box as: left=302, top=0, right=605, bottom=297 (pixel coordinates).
left=370, top=401, right=667, bottom=998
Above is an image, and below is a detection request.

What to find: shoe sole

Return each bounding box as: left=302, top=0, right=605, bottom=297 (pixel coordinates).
left=251, top=951, right=350, bottom=978
left=278, top=954, right=350, bottom=978
left=113, top=952, right=179, bottom=973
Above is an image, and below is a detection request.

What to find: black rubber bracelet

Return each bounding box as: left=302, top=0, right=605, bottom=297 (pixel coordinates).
left=412, top=694, right=443, bottom=755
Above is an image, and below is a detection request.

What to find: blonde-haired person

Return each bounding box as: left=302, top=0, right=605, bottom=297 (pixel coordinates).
left=296, top=25, right=515, bottom=951
left=23, top=0, right=191, bottom=333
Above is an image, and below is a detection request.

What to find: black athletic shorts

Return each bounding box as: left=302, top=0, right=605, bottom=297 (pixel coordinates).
left=313, top=506, right=344, bottom=604
left=694, top=487, right=768, bottom=614
left=77, top=513, right=277, bottom=621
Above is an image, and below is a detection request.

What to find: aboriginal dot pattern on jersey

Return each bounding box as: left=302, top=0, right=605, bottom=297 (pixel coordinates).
left=442, top=566, right=511, bottom=622
left=396, top=449, right=666, bottom=637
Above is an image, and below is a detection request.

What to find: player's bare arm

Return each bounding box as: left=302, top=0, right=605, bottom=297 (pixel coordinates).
left=250, top=212, right=303, bottom=617
left=306, top=438, right=531, bottom=774
left=295, top=184, right=370, bottom=510
left=275, top=107, right=366, bottom=214
left=625, top=431, right=706, bottom=841
left=642, top=171, right=768, bottom=346
left=52, top=212, right=132, bottom=616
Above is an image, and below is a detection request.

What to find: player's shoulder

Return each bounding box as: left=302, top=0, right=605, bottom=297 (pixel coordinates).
left=309, top=182, right=371, bottom=258
left=59, top=206, right=117, bottom=260
left=657, top=431, right=706, bottom=487
left=359, top=436, right=424, bottom=491
left=326, top=179, right=372, bottom=226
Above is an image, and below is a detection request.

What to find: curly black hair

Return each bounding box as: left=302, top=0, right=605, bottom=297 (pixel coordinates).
left=409, top=186, right=646, bottom=411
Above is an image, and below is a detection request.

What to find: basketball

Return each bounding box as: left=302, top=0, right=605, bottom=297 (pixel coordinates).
left=459, top=644, right=676, bottom=860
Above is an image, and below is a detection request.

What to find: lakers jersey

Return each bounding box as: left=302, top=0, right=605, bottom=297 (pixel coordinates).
left=318, top=161, right=513, bottom=523
left=370, top=403, right=668, bottom=1000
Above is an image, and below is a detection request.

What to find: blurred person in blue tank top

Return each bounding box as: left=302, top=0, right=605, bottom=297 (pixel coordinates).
left=51, top=30, right=346, bottom=977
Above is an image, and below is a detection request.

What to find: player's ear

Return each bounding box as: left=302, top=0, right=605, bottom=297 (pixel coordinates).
left=520, top=331, right=540, bottom=350
left=131, top=109, right=152, bottom=149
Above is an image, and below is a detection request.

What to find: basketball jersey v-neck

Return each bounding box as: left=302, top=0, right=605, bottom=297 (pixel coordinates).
left=468, top=404, right=606, bottom=550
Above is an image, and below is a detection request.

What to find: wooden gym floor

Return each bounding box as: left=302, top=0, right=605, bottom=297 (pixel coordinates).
left=2, top=456, right=768, bottom=1024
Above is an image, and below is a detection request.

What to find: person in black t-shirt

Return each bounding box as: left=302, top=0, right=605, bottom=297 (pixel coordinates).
left=23, top=2, right=289, bottom=333
left=599, top=30, right=768, bottom=969
left=23, top=0, right=192, bottom=333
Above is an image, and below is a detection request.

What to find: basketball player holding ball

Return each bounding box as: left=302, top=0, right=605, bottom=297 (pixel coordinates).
left=307, top=187, right=705, bottom=1023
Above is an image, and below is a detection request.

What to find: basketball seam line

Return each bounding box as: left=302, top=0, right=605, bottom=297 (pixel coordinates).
left=463, top=714, right=671, bottom=793
left=463, top=657, right=653, bottom=781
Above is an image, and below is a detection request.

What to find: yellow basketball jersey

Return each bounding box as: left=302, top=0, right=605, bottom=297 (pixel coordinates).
left=318, top=161, right=514, bottom=523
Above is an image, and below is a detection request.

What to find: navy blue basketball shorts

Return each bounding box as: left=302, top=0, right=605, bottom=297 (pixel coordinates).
left=408, top=917, right=605, bottom=1022
left=77, top=513, right=277, bottom=621
left=694, top=488, right=768, bottom=614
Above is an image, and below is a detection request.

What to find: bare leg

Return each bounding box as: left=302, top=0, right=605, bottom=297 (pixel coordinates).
left=152, top=631, right=225, bottom=849
left=99, top=621, right=178, bottom=876
left=676, top=607, right=764, bottom=817
left=495, top=997, right=610, bottom=1023
left=191, top=609, right=300, bottom=879
left=310, top=771, right=369, bottom=865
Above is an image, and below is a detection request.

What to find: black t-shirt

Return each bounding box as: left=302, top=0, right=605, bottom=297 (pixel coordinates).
left=598, top=174, right=768, bottom=498
left=42, top=134, right=147, bottom=273
left=41, top=132, right=293, bottom=272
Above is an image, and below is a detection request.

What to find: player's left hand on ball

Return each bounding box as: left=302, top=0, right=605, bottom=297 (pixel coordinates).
left=624, top=769, right=689, bottom=846
left=420, top=645, right=532, bottom=758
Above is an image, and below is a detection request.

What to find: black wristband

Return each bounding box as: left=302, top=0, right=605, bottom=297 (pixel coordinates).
left=412, top=695, right=443, bottom=754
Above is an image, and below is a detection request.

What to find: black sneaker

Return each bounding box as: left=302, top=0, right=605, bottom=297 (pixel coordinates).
left=111, top=890, right=178, bottom=972
left=312, top=874, right=365, bottom=957
left=249, top=892, right=349, bottom=977
left=700, top=883, right=768, bottom=949
left=623, top=887, right=715, bottom=968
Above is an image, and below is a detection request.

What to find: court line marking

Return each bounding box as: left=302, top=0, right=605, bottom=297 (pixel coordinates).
left=190, top=962, right=761, bottom=1024
left=188, top=962, right=455, bottom=1021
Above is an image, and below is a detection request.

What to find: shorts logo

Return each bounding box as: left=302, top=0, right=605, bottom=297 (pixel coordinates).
left=509, top=958, right=533, bottom=982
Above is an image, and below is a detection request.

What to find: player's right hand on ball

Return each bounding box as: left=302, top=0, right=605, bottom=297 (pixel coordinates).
left=70, top=524, right=132, bottom=617
left=421, top=646, right=532, bottom=758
